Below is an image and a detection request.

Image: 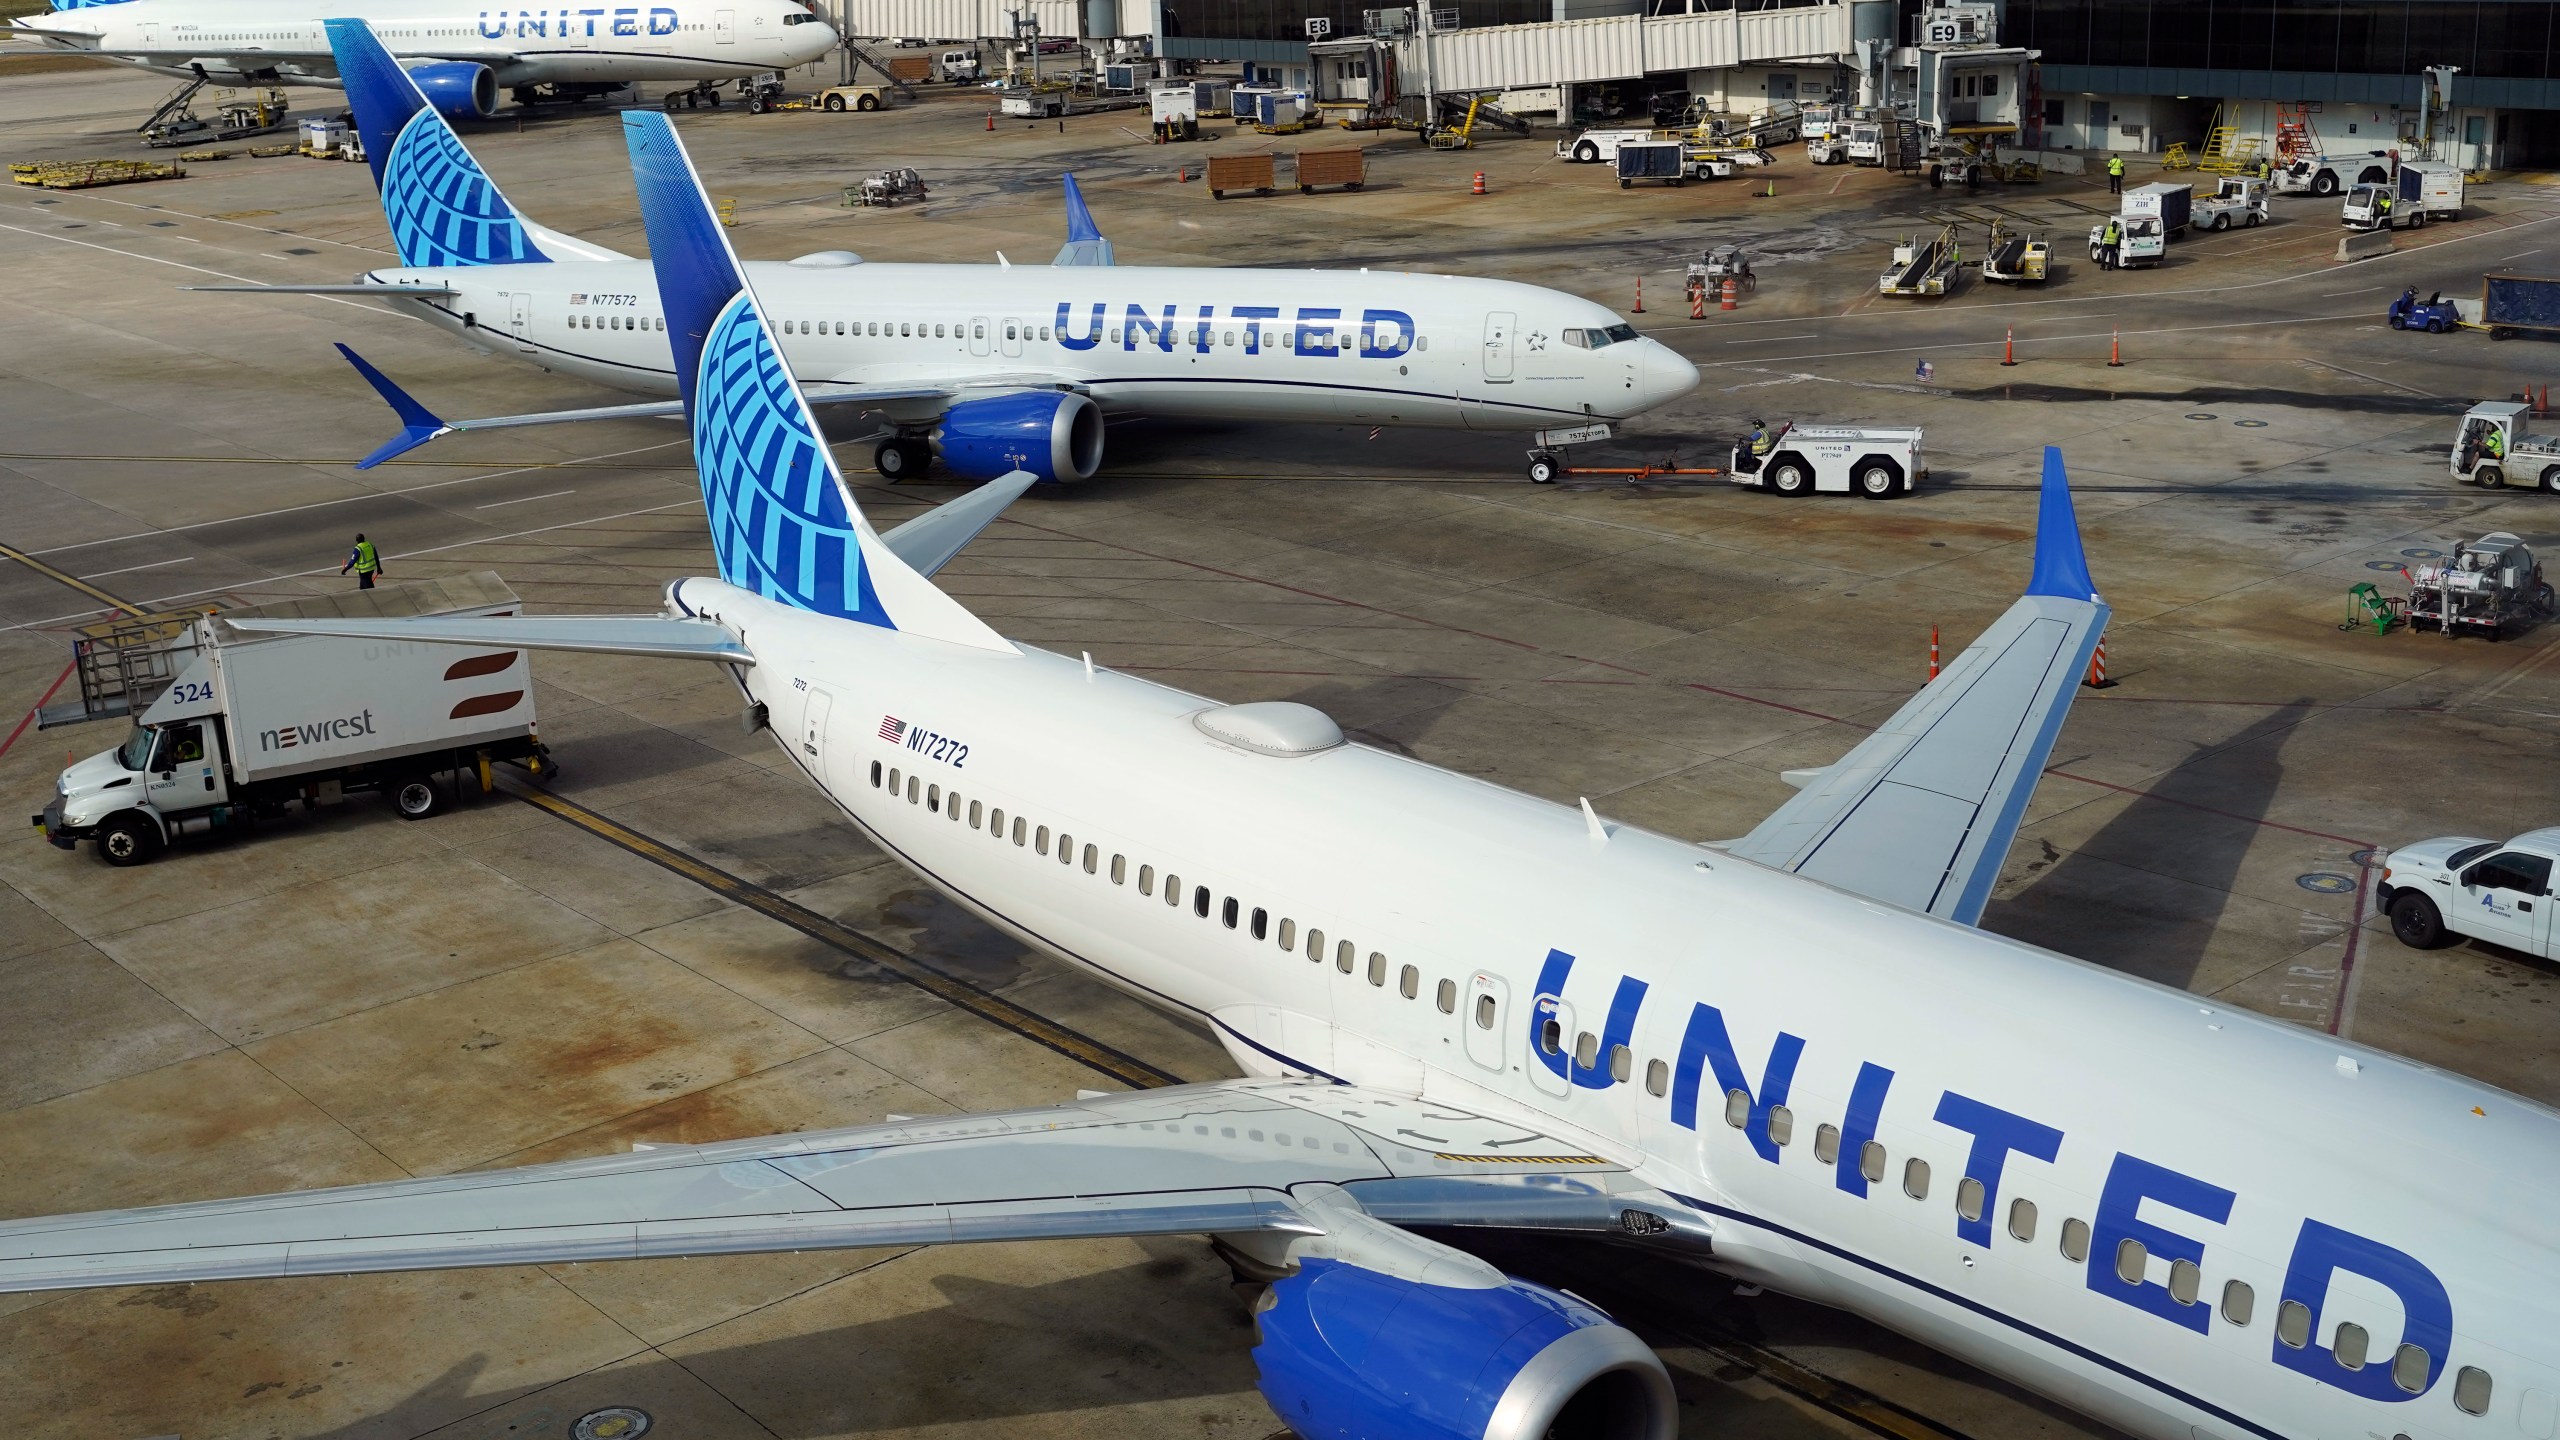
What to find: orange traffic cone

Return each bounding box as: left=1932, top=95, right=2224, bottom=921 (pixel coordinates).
left=2084, top=636, right=2115, bottom=688
left=1632, top=276, right=1644, bottom=313
left=1721, top=276, right=1737, bottom=311
left=1687, top=281, right=1706, bottom=319
left=1930, top=625, right=1941, bottom=680
left=1472, top=170, right=1487, bottom=195
left=2001, top=324, right=2018, bottom=366
left=2107, top=329, right=2124, bottom=367
left=985, top=109, right=994, bottom=131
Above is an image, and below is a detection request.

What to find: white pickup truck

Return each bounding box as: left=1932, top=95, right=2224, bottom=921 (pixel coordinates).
left=2377, top=829, right=2560, bottom=955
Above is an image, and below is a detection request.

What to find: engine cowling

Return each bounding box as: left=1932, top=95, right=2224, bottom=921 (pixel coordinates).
left=931, top=390, right=1102, bottom=484
left=1250, top=1257, right=1677, bottom=1440
left=404, top=61, right=499, bottom=121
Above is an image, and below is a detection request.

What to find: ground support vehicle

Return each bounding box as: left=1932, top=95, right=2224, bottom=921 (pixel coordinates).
left=2401, top=532, right=2554, bottom=637
left=2451, top=401, right=2560, bottom=490
left=2388, top=288, right=2460, bottom=333
left=2479, top=274, right=2560, bottom=340
left=1151, top=85, right=1201, bottom=140
left=1558, top=128, right=1653, bottom=164
left=2378, top=828, right=2560, bottom=953
left=1616, top=140, right=1688, bottom=188
left=1727, top=424, right=1925, bottom=497
left=1880, top=229, right=1960, bottom=296
left=1981, top=220, right=2048, bottom=283
left=853, top=167, right=927, bottom=206
left=2343, top=161, right=2463, bottom=229
left=939, top=48, right=983, bottom=82
left=2276, top=149, right=2395, bottom=196
left=812, top=84, right=896, bottom=112
left=2089, top=213, right=2167, bottom=269
left=2124, top=181, right=2193, bottom=238
left=2191, top=175, right=2270, bottom=231
left=31, top=573, right=547, bottom=866
left=1688, top=246, right=1755, bottom=292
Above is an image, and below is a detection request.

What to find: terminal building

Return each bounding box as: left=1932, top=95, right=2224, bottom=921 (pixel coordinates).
left=834, top=0, right=2557, bottom=167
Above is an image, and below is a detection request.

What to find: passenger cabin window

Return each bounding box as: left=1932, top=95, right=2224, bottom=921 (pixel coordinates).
left=2333, top=1322, right=2370, bottom=1371
left=2008, top=1197, right=2037, bottom=1242
left=2114, top=1238, right=2147, bottom=1284
left=2391, top=1343, right=2429, bottom=1394
left=927, top=783, right=940, bottom=812
left=1476, top=994, right=1497, bottom=1029
left=1194, top=885, right=1211, bottom=918
left=2274, top=1299, right=2314, bottom=1348
left=1438, top=978, right=1457, bottom=1013
left=2060, top=1217, right=2091, bottom=1262
left=1859, top=1141, right=1886, bottom=1183
left=1221, top=897, right=1239, bottom=929
left=1813, top=1123, right=1840, bottom=1165
left=2168, top=1258, right=2201, bottom=1306
left=1056, top=832, right=1073, bottom=864
left=1012, top=816, right=1027, bottom=845
left=1307, top=928, right=1325, bottom=962
left=2453, top=1365, right=2492, bottom=1416
left=2220, top=1279, right=2254, bottom=1326
left=1110, top=854, right=1125, bottom=884
left=888, top=766, right=901, bottom=792
left=969, top=800, right=983, bottom=828
left=1082, top=843, right=1098, bottom=874
left=1607, top=1043, right=1629, bottom=1081
left=1367, top=952, right=1386, bottom=986
left=1139, top=863, right=1154, bottom=895
left=1335, top=939, right=1354, bottom=973
left=1278, top=919, right=1296, bottom=950
left=1539, top=1019, right=1563, bottom=1054
left=1164, top=873, right=1182, bottom=906
left=1766, top=1104, right=1792, bottom=1145
left=1722, top=1088, right=1749, bottom=1128
left=1400, top=964, right=1419, bottom=999
left=1956, top=1176, right=1986, bottom=1223
left=1903, top=1158, right=1931, bottom=1200
left=907, top=777, right=920, bottom=803
left=1573, top=1032, right=1598, bottom=1069
left=1252, top=907, right=1268, bottom=939
left=1036, top=824, right=1050, bottom=854
left=870, top=761, right=882, bottom=787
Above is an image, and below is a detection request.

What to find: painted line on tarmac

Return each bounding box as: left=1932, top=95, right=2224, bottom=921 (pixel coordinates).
left=0, top=221, right=388, bottom=314
left=2297, top=356, right=2435, bottom=399
left=502, top=779, right=1184, bottom=1090
left=0, top=659, right=78, bottom=763
left=1659, top=1320, right=1981, bottom=1440
left=1699, top=310, right=2369, bottom=370
left=0, top=539, right=142, bottom=617
left=10, top=189, right=397, bottom=255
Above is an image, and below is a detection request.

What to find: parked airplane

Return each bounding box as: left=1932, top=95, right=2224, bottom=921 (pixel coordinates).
left=12, top=0, right=834, bottom=113
left=8, top=105, right=2551, bottom=1440
left=197, top=19, right=1700, bottom=485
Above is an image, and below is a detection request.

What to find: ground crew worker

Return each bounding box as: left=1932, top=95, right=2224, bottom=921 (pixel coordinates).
left=2374, top=188, right=2395, bottom=227
left=2483, top=425, right=2506, bottom=461
left=2098, top=217, right=2122, bottom=271
left=2107, top=154, right=2125, bottom=195
left=1743, top=419, right=1775, bottom=472
left=342, top=532, right=383, bottom=590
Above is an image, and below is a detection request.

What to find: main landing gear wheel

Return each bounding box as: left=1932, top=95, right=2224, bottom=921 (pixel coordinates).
left=1527, top=452, right=1563, bottom=485
left=874, top=437, right=932, bottom=480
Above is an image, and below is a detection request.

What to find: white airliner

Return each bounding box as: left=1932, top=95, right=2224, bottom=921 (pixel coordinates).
left=13, top=0, right=834, bottom=112
left=6, top=106, right=2552, bottom=1440
left=200, top=20, right=1702, bottom=485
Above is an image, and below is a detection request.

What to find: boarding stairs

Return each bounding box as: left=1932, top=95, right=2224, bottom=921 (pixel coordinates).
left=2275, top=102, right=2317, bottom=164
left=36, top=610, right=210, bottom=730
left=845, top=42, right=919, bottom=99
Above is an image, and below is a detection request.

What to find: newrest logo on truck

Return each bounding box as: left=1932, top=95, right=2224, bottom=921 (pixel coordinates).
left=261, top=708, right=378, bottom=752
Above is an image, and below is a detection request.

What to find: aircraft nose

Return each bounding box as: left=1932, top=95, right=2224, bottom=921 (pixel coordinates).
left=1645, top=340, right=1700, bottom=409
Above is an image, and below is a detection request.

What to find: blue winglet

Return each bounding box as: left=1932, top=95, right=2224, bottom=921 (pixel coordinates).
left=1052, top=173, right=1114, bottom=266
left=335, top=343, right=451, bottom=470
left=2024, top=446, right=2097, bottom=601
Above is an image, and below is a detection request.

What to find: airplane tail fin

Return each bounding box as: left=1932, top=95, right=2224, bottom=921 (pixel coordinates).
left=621, top=110, right=1015, bottom=654
left=1051, top=173, right=1113, bottom=266
left=47, top=0, right=134, bottom=9
left=321, top=18, right=625, bottom=266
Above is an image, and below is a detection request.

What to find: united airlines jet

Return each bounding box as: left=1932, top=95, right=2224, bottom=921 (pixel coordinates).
left=198, top=20, right=1700, bottom=485
left=13, top=0, right=833, bottom=111
left=5, top=105, right=2552, bottom=1440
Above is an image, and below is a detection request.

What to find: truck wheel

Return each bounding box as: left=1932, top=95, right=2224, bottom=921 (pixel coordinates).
left=2389, top=893, right=2452, bottom=950
left=95, top=813, right=161, bottom=867
left=1855, top=461, right=1901, bottom=497
left=858, top=93, right=880, bottom=111
left=2312, top=172, right=2338, bottom=196
left=1574, top=141, right=1598, bottom=162
left=2477, top=466, right=2505, bottom=490
left=1768, top=459, right=1812, bottom=496
left=2426, top=318, right=2449, bottom=334
left=2389, top=312, right=2408, bottom=329
left=2212, top=213, right=2231, bottom=231
left=824, top=93, right=846, bottom=111
left=393, top=777, right=447, bottom=820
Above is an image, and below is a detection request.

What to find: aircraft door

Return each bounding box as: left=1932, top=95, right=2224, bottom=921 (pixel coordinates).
left=714, top=8, right=735, bottom=42
left=1462, top=971, right=1508, bottom=1073
left=802, top=687, right=834, bottom=784
left=968, top=316, right=990, bottom=357
left=1481, top=311, right=1516, bottom=382
left=508, top=293, right=534, bottom=353
left=1002, top=318, right=1024, bottom=358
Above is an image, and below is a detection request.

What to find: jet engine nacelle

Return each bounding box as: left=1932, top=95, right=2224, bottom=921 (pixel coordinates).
left=403, top=61, right=500, bottom=120
left=1250, top=1257, right=1677, bottom=1440
left=931, top=390, right=1102, bottom=484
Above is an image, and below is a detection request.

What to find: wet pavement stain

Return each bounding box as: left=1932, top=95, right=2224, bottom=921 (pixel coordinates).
left=1949, top=381, right=2465, bottom=415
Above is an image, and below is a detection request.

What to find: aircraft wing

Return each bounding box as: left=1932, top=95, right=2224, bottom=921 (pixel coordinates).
left=334, top=344, right=1078, bottom=469
left=220, top=613, right=754, bottom=662
left=0, top=1081, right=1658, bottom=1295
left=1723, top=448, right=2107, bottom=925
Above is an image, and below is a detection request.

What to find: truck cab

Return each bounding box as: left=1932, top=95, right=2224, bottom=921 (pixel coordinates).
left=2379, top=828, right=2560, bottom=956
left=938, top=48, right=982, bottom=83
left=2275, top=149, right=2393, bottom=196
left=2449, top=400, right=2560, bottom=491
left=2192, top=176, right=2269, bottom=231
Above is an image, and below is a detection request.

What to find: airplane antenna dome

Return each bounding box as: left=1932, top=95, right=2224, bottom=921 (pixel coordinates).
left=1192, top=701, right=1344, bottom=757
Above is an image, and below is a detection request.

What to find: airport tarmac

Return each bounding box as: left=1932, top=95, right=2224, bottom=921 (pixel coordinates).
left=2, top=59, right=2559, bottom=1440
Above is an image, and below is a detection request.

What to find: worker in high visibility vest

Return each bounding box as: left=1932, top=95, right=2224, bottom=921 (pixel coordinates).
left=2107, top=154, right=2125, bottom=195
left=342, top=532, right=384, bottom=590
left=2098, top=218, right=2122, bottom=271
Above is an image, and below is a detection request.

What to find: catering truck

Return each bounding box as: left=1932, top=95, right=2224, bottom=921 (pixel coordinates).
left=31, top=573, right=547, bottom=865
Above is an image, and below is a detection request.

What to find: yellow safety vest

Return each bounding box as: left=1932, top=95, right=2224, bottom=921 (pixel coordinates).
left=2108, top=157, right=2124, bottom=176
left=352, top=540, right=380, bottom=575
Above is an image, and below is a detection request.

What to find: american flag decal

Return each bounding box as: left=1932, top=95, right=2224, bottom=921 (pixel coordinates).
left=878, top=716, right=906, bottom=743
left=569, top=293, right=587, bottom=304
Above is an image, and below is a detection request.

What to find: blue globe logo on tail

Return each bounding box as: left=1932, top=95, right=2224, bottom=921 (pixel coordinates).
left=694, top=293, right=890, bottom=625
left=381, top=114, right=548, bottom=267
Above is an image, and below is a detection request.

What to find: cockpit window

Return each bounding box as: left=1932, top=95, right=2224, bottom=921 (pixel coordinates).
left=783, top=11, right=819, bottom=22
left=1562, top=329, right=1590, bottom=349
left=1600, top=323, right=1641, bottom=345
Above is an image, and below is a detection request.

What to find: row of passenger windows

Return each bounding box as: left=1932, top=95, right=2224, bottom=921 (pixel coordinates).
left=861, top=754, right=2503, bottom=1424
left=571, top=313, right=663, bottom=331
left=554, top=313, right=1437, bottom=357
left=868, top=759, right=1462, bottom=1012
left=1668, top=1087, right=2499, bottom=1416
